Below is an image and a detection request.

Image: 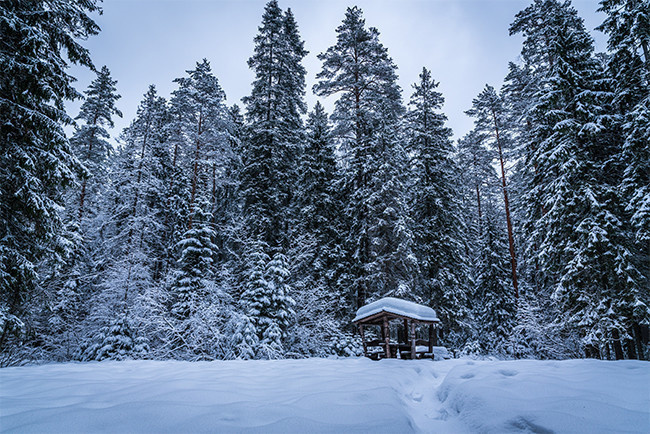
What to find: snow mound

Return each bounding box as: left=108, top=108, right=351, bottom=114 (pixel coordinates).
left=437, top=359, right=650, bottom=433
left=353, top=297, right=439, bottom=323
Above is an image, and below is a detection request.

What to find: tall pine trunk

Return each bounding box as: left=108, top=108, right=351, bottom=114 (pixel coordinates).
left=491, top=109, right=518, bottom=299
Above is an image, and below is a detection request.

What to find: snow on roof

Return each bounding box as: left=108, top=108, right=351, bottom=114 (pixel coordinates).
left=353, top=297, right=439, bottom=323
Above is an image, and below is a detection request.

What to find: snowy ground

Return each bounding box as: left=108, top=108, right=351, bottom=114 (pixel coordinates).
left=1, top=358, right=648, bottom=433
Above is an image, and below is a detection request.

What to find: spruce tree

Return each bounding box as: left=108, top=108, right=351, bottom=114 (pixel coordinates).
left=297, top=103, right=342, bottom=291
left=597, top=0, right=650, bottom=359
left=474, top=199, right=516, bottom=355
left=169, top=200, right=222, bottom=358
left=0, top=0, right=100, bottom=358
left=406, top=67, right=470, bottom=343
left=240, top=0, right=307, bottom=252
left=241, top=245, right=295, bottom=358
left=287, top=102, right=346, bottom=354
left=511, top=0, right=648, bottom=358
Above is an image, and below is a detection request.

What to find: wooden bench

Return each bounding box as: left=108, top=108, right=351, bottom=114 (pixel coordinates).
left=398, top=340, right=435, bottom=359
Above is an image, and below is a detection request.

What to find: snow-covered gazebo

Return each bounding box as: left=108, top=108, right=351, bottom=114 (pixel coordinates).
left=353, top=297, right=440, bottom=360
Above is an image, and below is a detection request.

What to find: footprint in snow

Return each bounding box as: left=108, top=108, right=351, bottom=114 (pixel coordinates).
left=460, top=373, right=475, bottom=379
left=498, top=369, right=518, bottom=377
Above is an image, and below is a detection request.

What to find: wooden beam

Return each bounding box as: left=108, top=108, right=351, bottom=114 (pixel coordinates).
left=383, top=317, right=391, bottom=359
left=353, top=311, right=439, bottom=326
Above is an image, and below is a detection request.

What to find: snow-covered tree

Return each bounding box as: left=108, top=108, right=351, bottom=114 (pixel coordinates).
left=169, top=59, right=230, bottom=230
left=171, top=201, right=218, bottom=327
left=474, top=199, right=516, bottom=355
left=241, top=245, right=295, bottom=358
left=81, top=316, right=149, bottom=361
left=240, top=0, right=307, bottom=252
left=314, top=6, right=415, bottom=311
left=511, top=0, right=649, bottom=358
left=465, top=85, right=519, bottom=299
left=406, top=67, right=470, bottom=343
left=598, top=0, right=650, bottom=359
left=70, top=66, right=122, bottom=223
left=0, top=0, right=100, bottom=358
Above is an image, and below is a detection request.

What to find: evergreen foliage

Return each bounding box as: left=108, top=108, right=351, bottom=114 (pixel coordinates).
left=240, top=0, right=307, bottom=252
left=314, top=6, right=415, bottom=312
left=406, top=67, right=470, bottom=344
left=2, top=0, right=647, bottom=363
left=0, top=0, right=101, bottom=357
left=511, top=0, right=649, bottom=358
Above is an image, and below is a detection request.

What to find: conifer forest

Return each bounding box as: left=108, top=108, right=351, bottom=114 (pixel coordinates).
left=1, top=0, right=648, bottom=366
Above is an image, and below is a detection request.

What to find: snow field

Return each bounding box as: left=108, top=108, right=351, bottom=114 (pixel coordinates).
left=0, top=358, right=648, bottom=433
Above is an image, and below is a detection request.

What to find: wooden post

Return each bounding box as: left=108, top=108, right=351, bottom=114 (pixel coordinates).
left=428, top=324, right=434, bottom=353
left=432, top=325, right=439, bottom=346
left=359, top=325, right=367, bottom=357
left=410, top=322, right=416, bottom=359
left=383, top=317, right=391, bottom=359
left=403, top=319, right=408, bottom=345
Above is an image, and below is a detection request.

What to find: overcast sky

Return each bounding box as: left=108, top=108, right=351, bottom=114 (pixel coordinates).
left=68, top=0, right=607, bottom=142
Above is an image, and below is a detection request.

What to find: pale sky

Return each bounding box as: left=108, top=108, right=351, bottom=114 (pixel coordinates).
left=68, top=0, right=606, bottom=142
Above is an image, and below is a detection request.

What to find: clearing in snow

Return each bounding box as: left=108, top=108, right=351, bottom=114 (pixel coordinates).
left=0, top=358, right=648, bottom=433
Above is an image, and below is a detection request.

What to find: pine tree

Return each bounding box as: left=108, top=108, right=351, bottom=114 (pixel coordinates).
left=465, top=85, right=519, bottom=299
left=0, top=0, right=101, bottom=358
left=169, top=59, right=229, bottom=230
left=314, top=6, right=415, bottom=311
left=71, top=65, right=122, bottom=222
left=240, top=0, right=307, bottom=252
left=406, top=67, right=470, bottom=343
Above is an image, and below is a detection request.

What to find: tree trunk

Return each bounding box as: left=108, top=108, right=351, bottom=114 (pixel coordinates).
left=611, top=328, right=624, bottom=360
left=78, top=179, right=87, bottom=221
left=359, top=325, right=367, bottom=357
left=626, top=337, right=638, bottom=360
left=633, top=323, right=645, bottom=360
left=475, top=183, right=482, bottom=219
left=491, top=109, right=519, bottom=299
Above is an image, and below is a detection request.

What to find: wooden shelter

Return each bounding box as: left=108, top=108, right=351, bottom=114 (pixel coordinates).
left=353, top=297, right=441, bottom=360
